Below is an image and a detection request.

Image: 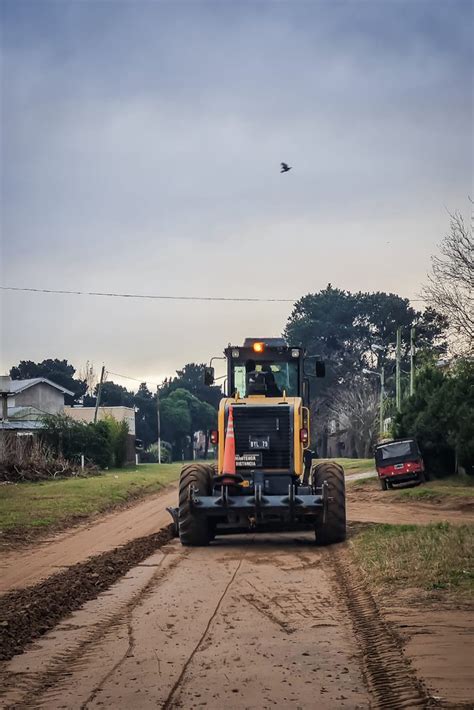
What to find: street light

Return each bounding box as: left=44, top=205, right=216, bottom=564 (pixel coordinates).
left=362, top=367, right=385, bottom=434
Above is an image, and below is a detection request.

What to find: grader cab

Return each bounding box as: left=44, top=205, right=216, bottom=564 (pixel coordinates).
left=173, top=338, right=346, bottom=546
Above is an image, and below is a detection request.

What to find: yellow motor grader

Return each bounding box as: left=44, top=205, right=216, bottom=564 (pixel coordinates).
left=172, top=338, right=346, bottom=546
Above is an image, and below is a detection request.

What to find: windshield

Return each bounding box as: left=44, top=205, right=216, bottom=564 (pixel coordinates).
left=233, top=360, right=299, bottom=397
left=379, top=441, right=414, bottom=460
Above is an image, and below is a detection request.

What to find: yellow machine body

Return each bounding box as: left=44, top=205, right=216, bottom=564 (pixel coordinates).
left=217, top=395, right=310, bottom=478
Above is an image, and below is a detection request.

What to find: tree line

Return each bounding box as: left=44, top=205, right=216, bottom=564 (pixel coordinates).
left=9, top=207, right=473, bottom=474
left=9, top=284, right=453, bottom=468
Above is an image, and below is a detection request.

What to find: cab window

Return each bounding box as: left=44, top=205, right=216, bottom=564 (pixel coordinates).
left=233, top=360, right=298, bottom=397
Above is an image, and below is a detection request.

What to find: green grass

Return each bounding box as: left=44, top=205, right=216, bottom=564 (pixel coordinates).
left=0, top=463, right=183, bottom=535
left=320, top=458, right=374, bottom=474
left=352, top=522, right=474, bottom=596
left=394, top=476, right=474, bottom=501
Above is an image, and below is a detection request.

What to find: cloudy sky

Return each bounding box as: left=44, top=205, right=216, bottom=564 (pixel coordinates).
left=1, top=0, right=472, bottom=387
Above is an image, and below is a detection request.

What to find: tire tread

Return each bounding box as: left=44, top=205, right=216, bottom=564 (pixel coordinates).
left=178, top=463, right=213, bottom=546
left=312, top=461, right=346, bottom=545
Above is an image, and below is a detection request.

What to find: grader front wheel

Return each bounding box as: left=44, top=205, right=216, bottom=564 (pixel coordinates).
left=178, top=463, right=213, bottom=546
left=312, top=461, right=346, bottom=545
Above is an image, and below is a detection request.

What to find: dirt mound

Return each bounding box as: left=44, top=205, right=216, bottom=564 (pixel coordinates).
left=0, top=525, right=173, bottom=661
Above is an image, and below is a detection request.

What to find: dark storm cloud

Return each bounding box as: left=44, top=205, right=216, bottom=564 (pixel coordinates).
left=1, top=0, right=472, bottom=381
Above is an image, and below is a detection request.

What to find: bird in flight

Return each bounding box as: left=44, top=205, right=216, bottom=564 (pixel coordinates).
left=280, top=162, right=292, bottom=173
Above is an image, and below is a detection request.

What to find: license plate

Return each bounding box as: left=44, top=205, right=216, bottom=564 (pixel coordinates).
left=249, top=435, right=270, bottom=450
left=394, top=463, right=404, bottom=470
left=236, top=453, right=263, bottom=468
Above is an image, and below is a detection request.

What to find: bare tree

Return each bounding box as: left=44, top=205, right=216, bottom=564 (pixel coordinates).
left=328, top=378, right=379, bottom=458
left=79, top=360, right=98, bottom=396
left=422, top=209, right=474, bottom=356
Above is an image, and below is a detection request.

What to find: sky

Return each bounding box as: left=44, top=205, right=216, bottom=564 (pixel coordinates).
left=1, top=0, right=472, bottom=388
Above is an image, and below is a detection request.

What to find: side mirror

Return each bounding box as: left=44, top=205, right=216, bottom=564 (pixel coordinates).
left=204, top=366, right=215, bottom=386
left=315, top=362, right=325, bottom=378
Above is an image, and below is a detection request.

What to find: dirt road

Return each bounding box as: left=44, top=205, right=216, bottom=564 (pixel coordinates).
left=1, top=532, right=432, bottom=710
left=347, top=487, right=474, bottom=525
left=3, top=478, right=473, bottom=596
left=0, top=485, right=178, bottom=594
left=1, top=488, right=473, bottom=708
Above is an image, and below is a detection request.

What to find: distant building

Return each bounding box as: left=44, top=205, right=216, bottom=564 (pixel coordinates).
left=64, top=406, right=136, bottom=435
left=0, top=376, right=73, bottom=433
left=0, top=376, right=74, bottom=456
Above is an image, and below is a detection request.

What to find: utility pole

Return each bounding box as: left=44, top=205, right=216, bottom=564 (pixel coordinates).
left=395, top=327, right=401, bottom=411
left=94, top=365, right=105, bottom=423
left=410, top=327, right=415, bottom=396
left=379, top=366, right=385, bottom=434
left=156, top=386, right=161, bottom=464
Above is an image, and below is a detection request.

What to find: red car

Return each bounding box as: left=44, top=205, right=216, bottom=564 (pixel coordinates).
left=374, top=439, right=426, bottom=490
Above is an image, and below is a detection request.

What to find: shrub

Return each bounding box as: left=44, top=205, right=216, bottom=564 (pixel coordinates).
left=41, top=414, right=113, bottom=469
left=104, top=416, right=129, bottom=468
left=142, top=441, right=172, bottom=463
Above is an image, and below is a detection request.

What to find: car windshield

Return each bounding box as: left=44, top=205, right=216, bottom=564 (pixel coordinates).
left=379, top=441, right=414, bottom=460
left=233, top=360, right=298, bottom=397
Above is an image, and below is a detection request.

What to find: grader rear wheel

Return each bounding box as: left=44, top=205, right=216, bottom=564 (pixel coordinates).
left=178, top=463, right=214, bottom=546
left=312, top=461, right=346, bottom=545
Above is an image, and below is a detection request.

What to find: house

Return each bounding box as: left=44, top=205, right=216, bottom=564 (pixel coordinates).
left=0, top=375, right=74, bottom=456
left=0, top=376, right=73, bottom=430
left=326, top=419, right=352, bottom=458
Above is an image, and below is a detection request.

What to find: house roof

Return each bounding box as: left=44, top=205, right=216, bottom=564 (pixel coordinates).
left=8, top=378, right=74, bottom=397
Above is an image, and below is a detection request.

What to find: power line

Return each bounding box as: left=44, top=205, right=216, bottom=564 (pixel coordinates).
left=1, top=285, right=426, bottom=304
left=1, top=286, right=295, bottom=303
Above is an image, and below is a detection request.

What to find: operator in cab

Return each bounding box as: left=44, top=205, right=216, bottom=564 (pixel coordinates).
left=245, top=360, right=282, bottom=397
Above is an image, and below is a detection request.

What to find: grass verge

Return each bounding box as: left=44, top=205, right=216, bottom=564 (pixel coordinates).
left=0, top=463, right=183, bottom=535
left=320, top=458, right=374, bottom=474
left=351, top=522, right=474, bottom=597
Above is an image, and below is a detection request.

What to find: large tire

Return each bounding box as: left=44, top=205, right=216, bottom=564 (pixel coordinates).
left=178, top=463, right=213, bottom=546
left=379, top=477, right=388, bottom=491
left=312, top=461, right=346, bottom=546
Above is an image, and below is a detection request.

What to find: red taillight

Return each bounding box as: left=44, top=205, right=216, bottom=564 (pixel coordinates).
left=300, top=428, right=308, bottom=444
left=210, top=430, right=218, bottom=445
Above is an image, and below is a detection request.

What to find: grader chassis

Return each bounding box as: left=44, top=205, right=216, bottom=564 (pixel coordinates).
left=171, top=338, right=346, bottom=546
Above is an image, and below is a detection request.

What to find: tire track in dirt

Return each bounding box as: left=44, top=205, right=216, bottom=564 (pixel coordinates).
left=161, top=553, right=246, bottom=710
left=79, top=610, right=135, bottom=710
left=331, top=548, right=437, bottom=709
